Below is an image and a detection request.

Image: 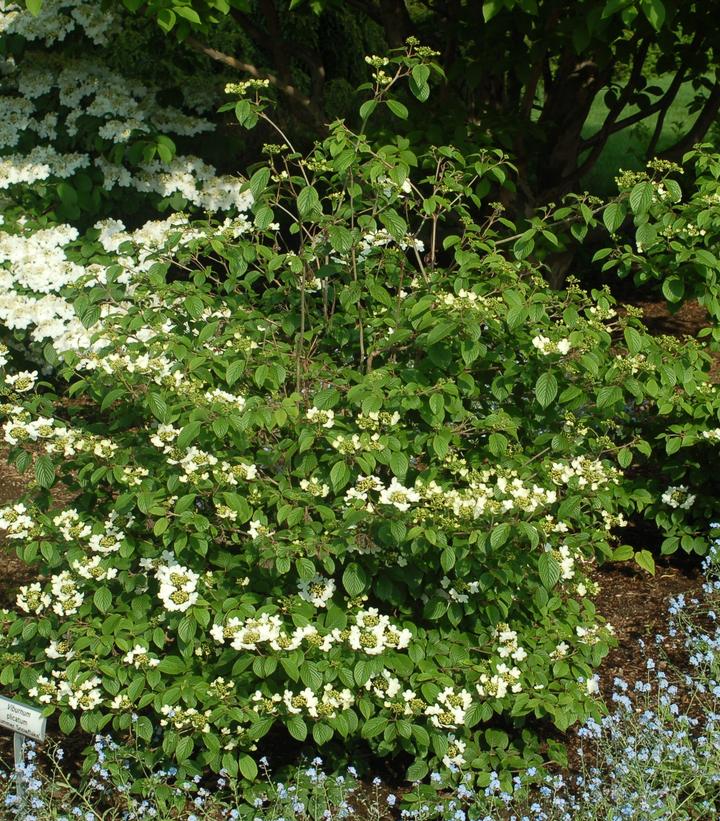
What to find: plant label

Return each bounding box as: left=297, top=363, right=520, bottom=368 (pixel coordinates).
left=0, top=695, right=46, bottom=742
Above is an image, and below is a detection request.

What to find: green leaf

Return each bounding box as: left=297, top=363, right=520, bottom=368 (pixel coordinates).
left=342, top=563, right=368, bottom=597
left=287, top=715, right=307, bottom=741
left=297, top=186, right=321, bottom=218
left=482, top=0, right=504, bottom=21
left=177, top=421, right=202, bottom=448
left=238, top=754, right=258, bottom=780
left=330, top=460, right=351, bottom=491
left=248, top=167, right=271, bottom=200
left=635, top=222, right=657, bottom=249
left=175, top=6, right=201, bottom=23
left=226, top=361, right=245, bottom=387
left=295, top=558, right=315, bottom=580
left=361, top=716, right=386, bottom=738
left=93, top=587, right=112, bottom=613
left=490, top=523, right=511, bottom=549
left=312, top=722, right=334, bottom=745
left=661, top=276, right=685, bottom=303
left=634, top=549, right=656, bottom=575
left=386, top=99, right=409, bottom=119
left=596, top=385, right=623, bottom=408
left=629, top=181, right=654, bottom=215
left=406, top=759, right=429, bottom=781
left=329, top=225, right=353, bottom=254
left=389, top=451, right=409, bottom=478
left=100, top=388, right=125, bottom=412
left=642, top=0, right=665, bottom=30
left=411, top=64, right=430, bottom=86
left=538, top=552, right=561, bottom=588
left=147, top=393, right=168, bottom=423
left=59, top=712, right=76, bottom=734
left=359, top=99, right=377, bottom=120
left=157, top=8, right=176, bottom=31
left=612, top=545, right=634, bottom=561
left=254, top=205, right=275, bottom=231
left=175, top=736, right=194, bottom=762
left=603, top=201, right=626, bottom=233
left=623, top=327, right=643, bottom=355
left=158, top=656, right=186, bottom=675
left=34, top=455, right=55, bottom=489
left=535, top=372, right=558, bottom=408
left=26, top=0, right=43, bottom=13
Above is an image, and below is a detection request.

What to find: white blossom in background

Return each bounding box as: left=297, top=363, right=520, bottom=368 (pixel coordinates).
left=297, top=574, right=336, bottom=608
left=661, top=484, right=696, bottom=510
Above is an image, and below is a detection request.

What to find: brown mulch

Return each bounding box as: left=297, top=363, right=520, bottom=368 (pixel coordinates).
left=0, top=451, right=40, bottom=607
left=593, top=556, right=700, bottom=695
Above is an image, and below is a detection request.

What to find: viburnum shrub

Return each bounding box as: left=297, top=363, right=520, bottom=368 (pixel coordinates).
left=592, top=149, right=720, bottom=556
left=1, top=39, right=718, bottom=787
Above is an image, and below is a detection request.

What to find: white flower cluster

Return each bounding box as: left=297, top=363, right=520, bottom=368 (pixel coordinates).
left=355, top=410, right=401, bottom=431
left=358, top=228, right=424, bottom=258
left=299, top=477, right=330, bottom=497
left=297, top=574, right=336, bottom=608
left=16, top=582, right=50, bottom=614
left=283, top=685, right=353, bottom=720
left=557, top=544, right=577, bottom=580
left=439, top=289, right=490, bottom=312
left=3, top=408, right=58, bottom=445
left=123, top=644, right=160, bottom=669
left=252, top=685, right=354, bottom=721
left=155, top=562, right=199, bottom=612
left=4, top=369, right=37, bottom=392
left=495, top=625, right=528, bottom=664
left=88, top=513, right=126, bottom=555
left=306, top=406, right=335, bottom=428
left=0, top=145, right=89, bottom=189
left=661, top=484, right=696, bottom=510
left=212, top=606, right=412, bottom=657
left=443, top=735, right=467, bottom=769
left=440, top=576, right=480, bottom=604
left=424, top=686, right=473, bottom=729
left=549, top=456, right=619, bottom=491
left=29, top=670, right=102, bottom=710
left=160, top=704, right=211, bottom=733
left=49, top=571, right=85, bottom=616
left=532, top=334, right=571, bottom=355
left=247, top=519, right=274, bottom=539
left=364, top=669, right=402, bottom=700
left=0, top=0, right=116, bottom=46
left=0, top=502, right=34, bottom=539
left=96, top=155, right=253, bottom=213
left=344, top=475, right=420, bottom=513
left=169, top=446, right=218, bottom=484
left=211, top=612, right=316, bottom=652
left=204, top=388, right=246, bottom=412
left=71, top=554, right=117, bottom=582
left=476, top=662, right=522, bottom=699
left=346, top=607, right=412, bottom=655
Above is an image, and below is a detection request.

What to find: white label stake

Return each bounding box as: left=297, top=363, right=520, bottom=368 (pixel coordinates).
left=0, top=696, right=47, bottom=804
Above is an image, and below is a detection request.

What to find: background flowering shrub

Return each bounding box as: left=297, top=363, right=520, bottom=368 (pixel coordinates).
left=1, top=40, right=720, bottom=787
